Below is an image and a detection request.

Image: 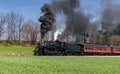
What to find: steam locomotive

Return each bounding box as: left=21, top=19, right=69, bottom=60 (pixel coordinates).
left=33, top=40, right=120, bottom=56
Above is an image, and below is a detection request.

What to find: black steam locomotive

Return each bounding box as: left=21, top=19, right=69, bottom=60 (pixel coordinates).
left=33, top=40, right=83, bottom=56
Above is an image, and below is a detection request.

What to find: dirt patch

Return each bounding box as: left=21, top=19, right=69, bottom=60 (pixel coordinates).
left=0, top=52, right=33, bottom=56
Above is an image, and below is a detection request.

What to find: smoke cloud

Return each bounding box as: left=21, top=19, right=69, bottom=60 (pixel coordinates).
left=39, top=4, right=55, bottom=39
left=52, top=0, right=89, bottom=37
left=101, top=0, right=120, bottom=32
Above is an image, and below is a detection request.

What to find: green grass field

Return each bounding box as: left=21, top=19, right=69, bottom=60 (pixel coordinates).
left=0, top=56, right=120, bottom=74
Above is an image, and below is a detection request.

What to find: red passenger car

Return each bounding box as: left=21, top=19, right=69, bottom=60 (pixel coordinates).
left=83, top=44, right=120, bottom=55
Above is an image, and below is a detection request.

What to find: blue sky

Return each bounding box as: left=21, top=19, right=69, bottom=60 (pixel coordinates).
left=0, top=0, right=51, bottom=22
left=81, top=0, right=102, bottom=21
left=0, top=0, right=102, bottom=22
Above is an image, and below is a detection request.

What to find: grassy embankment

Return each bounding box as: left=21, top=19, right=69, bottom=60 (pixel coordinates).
left=0, top=45, right=34, bottom=52
left=0, top=45, right=35, bottom=56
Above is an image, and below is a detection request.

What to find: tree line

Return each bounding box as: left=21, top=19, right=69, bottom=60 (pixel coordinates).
left=0, top=11, right=120, bottom=46
left=0, top=12, right=40, bottom=45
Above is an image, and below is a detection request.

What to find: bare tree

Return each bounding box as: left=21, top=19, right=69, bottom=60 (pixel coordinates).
left=21, top=20, right=40, bottom=43
left=17, top=15, right=24, bottom=41
left=5, top=12, right=24, bottom=41
left=0, top=14, right=5, bottom=39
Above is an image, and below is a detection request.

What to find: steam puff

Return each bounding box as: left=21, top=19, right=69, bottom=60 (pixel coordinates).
left=54, top=30, right=62, bottom=40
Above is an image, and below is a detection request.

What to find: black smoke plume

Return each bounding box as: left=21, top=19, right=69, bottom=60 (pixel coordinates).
left=39, top=4, right=55, bottom=39
left=52, top=0, right=89, bottom=36
left=101, top=0, right=120, bottom=32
